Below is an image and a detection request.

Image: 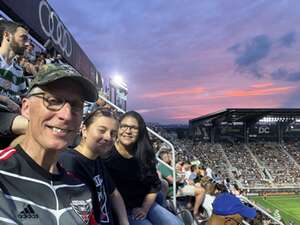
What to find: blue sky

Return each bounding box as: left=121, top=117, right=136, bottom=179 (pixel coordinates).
left=49, top=0, right=300, bottom=124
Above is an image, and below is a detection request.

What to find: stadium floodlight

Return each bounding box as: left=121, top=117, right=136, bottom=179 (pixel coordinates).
left=111, top=73, right=128, bottom=91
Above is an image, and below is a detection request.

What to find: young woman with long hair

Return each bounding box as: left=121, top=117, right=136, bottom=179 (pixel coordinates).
left=59, top=108, right=129, bottom=225
left=104, top=111, right=183, bottom=225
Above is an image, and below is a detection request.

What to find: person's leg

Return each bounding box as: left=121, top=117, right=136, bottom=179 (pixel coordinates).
left=147, top=203, right=183, bottom=225
left=156, top=191, right=168, bottom=208
left=193, top=186, right=205, bottom=216
left=160, top=179, right=169, bottom=197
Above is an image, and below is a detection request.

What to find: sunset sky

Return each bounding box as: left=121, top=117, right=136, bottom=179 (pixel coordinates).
left=49, top=0, right=300, bottom=124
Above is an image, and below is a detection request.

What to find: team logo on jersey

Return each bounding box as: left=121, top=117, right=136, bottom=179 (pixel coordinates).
left=17, top=204, right=39, bottom=220
left=71, top=200, right=91, bottom=224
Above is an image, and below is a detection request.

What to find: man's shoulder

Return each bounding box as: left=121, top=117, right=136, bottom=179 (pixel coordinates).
left=0, top=146, right=28, bottom=187
left=158, top=162, right=172, bottom=174
left=158, top=162, right=168, bottom=169
left=0, top=146, right=19, bottom=170
left=0, top=146, right=17, bottom=160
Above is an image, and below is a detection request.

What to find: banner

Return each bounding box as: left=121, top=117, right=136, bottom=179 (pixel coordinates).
left=0, top=0, right=102, bottom=89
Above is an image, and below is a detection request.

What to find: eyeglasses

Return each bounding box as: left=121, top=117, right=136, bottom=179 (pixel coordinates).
left=119, top=124, right=139, bottom=133
left=27, top=92, right=83, bottom=113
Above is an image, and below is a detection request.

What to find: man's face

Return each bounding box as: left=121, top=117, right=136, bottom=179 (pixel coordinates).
left=162, top=153, right=170, bottom=164
left=10, top=27, right=28, bottom=55
left=22, top=79, right=84, bottom=151
left=26, top=44, right=33, bottom=52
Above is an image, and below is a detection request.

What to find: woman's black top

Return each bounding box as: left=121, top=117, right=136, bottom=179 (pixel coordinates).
left=104, top=145, right=161, bottom=209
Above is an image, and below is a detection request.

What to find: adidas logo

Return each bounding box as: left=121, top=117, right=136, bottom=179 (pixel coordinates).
left=17, top=204, right=39, bottom=219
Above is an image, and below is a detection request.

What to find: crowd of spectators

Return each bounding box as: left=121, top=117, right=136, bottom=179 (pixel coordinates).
left=222, top=143, right=265, bottom=187
left=154, top=137, right=300, bottom=189
left=283, top=141, right=300, bottom=164
left=249, top=142, right=300, bottom=185
left=18, top=45, right=65, bottom=83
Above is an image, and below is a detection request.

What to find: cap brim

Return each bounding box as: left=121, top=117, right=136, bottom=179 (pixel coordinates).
left=64, top=76, right=98, bottom=102
left=240, top=206, right=256, bottom=219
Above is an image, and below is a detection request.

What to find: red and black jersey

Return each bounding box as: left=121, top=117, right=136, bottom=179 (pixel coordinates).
left=0, top=145, right=98, bottom=225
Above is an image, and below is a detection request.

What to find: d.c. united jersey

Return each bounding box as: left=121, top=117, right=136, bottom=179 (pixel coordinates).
left=0, top=145, right=97, bottom=225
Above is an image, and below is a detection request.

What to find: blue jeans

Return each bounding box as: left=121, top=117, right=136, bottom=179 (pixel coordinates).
left=127, top=203, right=183, bottom=225
left=155, top=191, right=167, bottom=208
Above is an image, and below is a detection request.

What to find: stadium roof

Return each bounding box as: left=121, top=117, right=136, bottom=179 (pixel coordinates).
left=189, top=108, right=300, bottom=124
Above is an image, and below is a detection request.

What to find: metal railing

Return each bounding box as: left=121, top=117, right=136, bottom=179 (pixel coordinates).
left=241, top=196, right=285, bottom=225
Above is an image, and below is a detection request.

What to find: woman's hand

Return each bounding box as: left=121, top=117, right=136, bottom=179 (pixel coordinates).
left=132, top=207, right=149, bottom=220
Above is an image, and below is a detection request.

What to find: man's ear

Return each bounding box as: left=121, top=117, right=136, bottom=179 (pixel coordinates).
left=21, top=98, right=30, bottom=120
left=3, top=31, right=11, bottom=42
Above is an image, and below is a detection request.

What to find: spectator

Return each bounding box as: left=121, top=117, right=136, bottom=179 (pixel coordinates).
left=23, top=41, right=36, bottom=63
left=59, top=108, right=129, bottom=225
left=34, top=52, right=46, bottom=72
left=158, top=150, right=206, bottom=219
left=52, top=53, right=64, bottom=64
left=0, top=63, right=99, bottom=224
left=0, top=20, right=29, bottom=147
left=18, top=55, right=37, bottom=77
left=104, top=111, right=183, bottom=225
left=207, top=192, right=256, bottom=225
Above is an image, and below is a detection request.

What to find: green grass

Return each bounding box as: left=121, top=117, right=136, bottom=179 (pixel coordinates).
left=249, top=195, right=300, bottom=225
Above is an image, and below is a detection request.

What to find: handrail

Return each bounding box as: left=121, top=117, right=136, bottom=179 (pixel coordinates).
left=97, top=94, right=177, bottom=207
left=241, top=196, right=284, bottom=225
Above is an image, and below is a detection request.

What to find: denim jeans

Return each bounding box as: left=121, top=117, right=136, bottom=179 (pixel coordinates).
left=127, top=203, right=183, bottom=225
left=155, top=191, right=167, bottom=208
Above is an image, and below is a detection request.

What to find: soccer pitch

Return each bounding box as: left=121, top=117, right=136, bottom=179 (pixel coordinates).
left=249, top=195, right=300, bottom=224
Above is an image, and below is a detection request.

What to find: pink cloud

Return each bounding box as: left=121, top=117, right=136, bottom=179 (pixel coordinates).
left=224, top=86, right=295, bottom=97
left=251, top=82, right=273, bottom=89
left=136, top=84, right=294, bottom=123
left=140, top=86, right=206, bottom=98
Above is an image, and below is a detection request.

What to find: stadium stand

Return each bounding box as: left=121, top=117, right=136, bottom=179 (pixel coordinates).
left=1, top=1, right=299, bottom=225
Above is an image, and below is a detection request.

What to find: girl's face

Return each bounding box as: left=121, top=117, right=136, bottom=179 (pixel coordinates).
left=118, top=116, right=139, bottom=148
left=82, top=116, right=118, bottom=157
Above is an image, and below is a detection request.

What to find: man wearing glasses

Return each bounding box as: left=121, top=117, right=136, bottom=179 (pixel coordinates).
left=0, top=64, right=99, bottom=225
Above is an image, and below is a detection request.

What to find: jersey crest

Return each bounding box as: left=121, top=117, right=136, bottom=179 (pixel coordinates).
left=71, top=200, right=91, bottom=224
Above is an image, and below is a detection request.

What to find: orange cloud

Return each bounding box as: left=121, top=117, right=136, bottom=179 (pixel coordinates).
left=140, top=86, right=205, bottom=98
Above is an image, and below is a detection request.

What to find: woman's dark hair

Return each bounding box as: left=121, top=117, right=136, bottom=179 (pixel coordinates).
left=215, top=183, right=228, bottom=193
left=119, top=111, right=157, bottom=179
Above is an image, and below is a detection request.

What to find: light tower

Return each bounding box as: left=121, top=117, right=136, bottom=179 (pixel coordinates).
left=109, top=74, right=128, bottom=111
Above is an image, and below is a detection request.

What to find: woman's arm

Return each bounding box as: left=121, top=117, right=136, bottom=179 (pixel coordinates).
left=110, top=189, right=130, bottom=225
left=132, top=192, right=157, bottom=220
